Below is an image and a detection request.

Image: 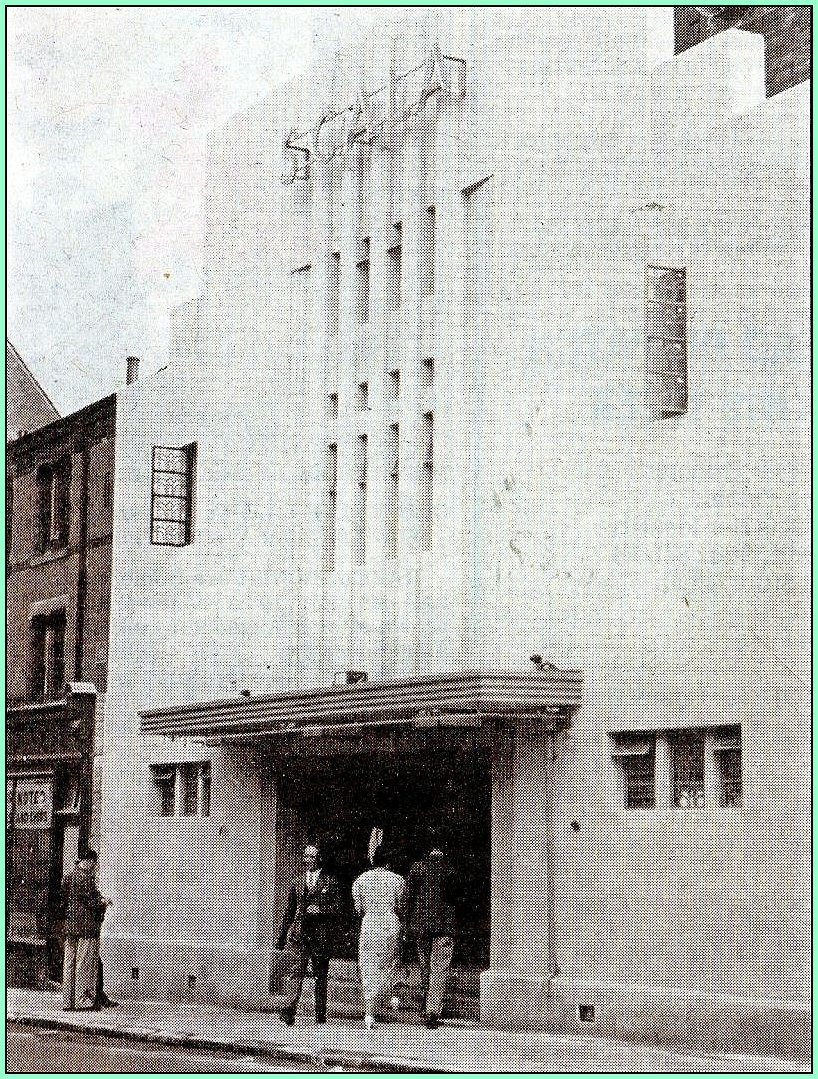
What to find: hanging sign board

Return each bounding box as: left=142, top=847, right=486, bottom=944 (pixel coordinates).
left=12, top=775, right=54, bottom=830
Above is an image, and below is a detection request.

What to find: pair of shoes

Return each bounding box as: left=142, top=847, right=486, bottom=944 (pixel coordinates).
left=364, top=1014, right=375, bottom=1030
left=315, top=1017, right=326, bottom=1025
left=279, top=1011, right=295, bottom=1026
left=425, top=1014, right=440, bottom=1029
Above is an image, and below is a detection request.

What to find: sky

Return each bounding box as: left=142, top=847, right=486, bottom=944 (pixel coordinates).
left=7, top=7, right=314, bottom=414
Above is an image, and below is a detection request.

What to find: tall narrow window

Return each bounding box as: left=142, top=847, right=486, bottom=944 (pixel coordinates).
left=673, top=730, right=705, bottom=808
left=36, top=457, right=71, bottom=552
left=386, top=423, right=399, bottom=560
left=387, top=224, right=402, bottom=311
left=356, top=239, right=370, bottom=324
left=151, top=444, right=196, bottom=546
left=420, top=412, right=433, bottom=552
left=30, top=608, right=67, bottom=702
left=328, top=251, right=341, bottom=335
left=328, top=392, right=339, bottom=420
left=421, top=206, right=436, bottom=297
left=356, top=382, right=369, bottom=412
left=353, top=434, right=368, bottom=565
left=324, top=443, right=338, bottom=572
left=647, top=265, right=687, bottom=417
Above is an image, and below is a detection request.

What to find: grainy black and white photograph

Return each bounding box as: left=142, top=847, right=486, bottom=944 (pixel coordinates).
left=6, top=5, right=811, bottom=1074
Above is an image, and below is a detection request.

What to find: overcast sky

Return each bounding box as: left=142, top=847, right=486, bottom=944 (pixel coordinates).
left=7, top=7, right=313, bottom=414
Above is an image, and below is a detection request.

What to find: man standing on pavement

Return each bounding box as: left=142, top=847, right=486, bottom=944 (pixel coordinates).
left=404, top=832, right=459, bottom=1029
left=276, top=844, right=340, bottom=1026
left=61, top=849, right=111, bottom=1011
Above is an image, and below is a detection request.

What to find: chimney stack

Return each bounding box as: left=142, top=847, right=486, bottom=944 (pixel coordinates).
left=126, top=356, right=140, bottom=385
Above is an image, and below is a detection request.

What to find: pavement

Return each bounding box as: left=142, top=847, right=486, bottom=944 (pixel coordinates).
left=6, top=990, right=810, bottom=1074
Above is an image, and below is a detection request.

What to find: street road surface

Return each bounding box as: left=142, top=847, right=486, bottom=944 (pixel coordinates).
left=7, top=1025, right=326, bottom=1073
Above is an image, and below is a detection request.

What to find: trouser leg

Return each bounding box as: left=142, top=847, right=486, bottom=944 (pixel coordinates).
left=75, top=938, right=99, bottom=1009
left=312, top=953, right=329, bottom=1021
left=425, top=936, right=454, bottom=1018
left=280, top=948, right=309, bottom=1019
left=63, top=936, right=78, bottom=1009
left=416, top=938, right=431, bottom=997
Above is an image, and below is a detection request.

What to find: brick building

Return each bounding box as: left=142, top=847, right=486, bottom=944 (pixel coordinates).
left=675, top=4, right=811, bottom=96
left=6, top=393, right=116, bottom=986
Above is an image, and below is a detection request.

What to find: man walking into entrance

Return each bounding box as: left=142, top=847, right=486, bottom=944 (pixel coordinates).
left=276, top=844, right=340, bottom=1025
left=405, top=831, right=459, bottom=1029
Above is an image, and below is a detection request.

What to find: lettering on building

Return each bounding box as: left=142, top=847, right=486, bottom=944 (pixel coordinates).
left=281, top=45, right=465, bottom=183
left=11, top=776, right=53, bottom=830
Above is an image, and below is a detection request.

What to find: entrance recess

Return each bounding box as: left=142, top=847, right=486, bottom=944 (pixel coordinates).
left=277, top=739, right=491, bottom=967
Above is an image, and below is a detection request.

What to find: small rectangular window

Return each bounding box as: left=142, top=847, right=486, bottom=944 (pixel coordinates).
left=715, top=728, right=742, bottom=807
left=647, top=265, right=687, bottom=417
left=328, top=251, right=341, bottom=335
left=328, top=392, right=339, bottom=420
left=612, top=734, right=655, bottom=809
left=388, top=370, right=400, bottom=401
left=357, top=239, right=370, bottom=324
left=324, top=443, right=338, bottom=572
left=153, top=767, right=176, bottom=817
left=421, top=206, right=436, bottom=297
left=672, top=730, right=705, bottom=809
left=356, top=382, right=369, bottom=412
left=353, top=434, right=367, bottom=565
left=387, top=229, right=402, bottom=311
left=152, top=763, right=211, bottom=817
left=420, top=412, right=433, bottom=552
left=421, top=357, right=434, bottom=390
left=386, top=423, right=399, bottom=560
left=151, top=443, right=196, bottom=546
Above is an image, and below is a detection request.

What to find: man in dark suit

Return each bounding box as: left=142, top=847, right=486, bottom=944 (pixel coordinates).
left=276, top=844, right=340, bottom=1025
left=404, top=832, right=459, bottom=1029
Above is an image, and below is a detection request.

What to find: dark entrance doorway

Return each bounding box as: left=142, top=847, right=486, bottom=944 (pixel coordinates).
left=277, top=735, right=491, bottom=969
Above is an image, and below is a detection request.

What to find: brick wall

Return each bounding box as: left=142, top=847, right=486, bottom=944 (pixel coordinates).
left=675, top=5, right=811, bottom=97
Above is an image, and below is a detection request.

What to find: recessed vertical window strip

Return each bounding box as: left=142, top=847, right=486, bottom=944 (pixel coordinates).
left=647, top=265, right=687, bottom=417
left=324, top=443, right=338, bottom=572
left=150, top=444, right=196, bottom=546
left=353, top=434, right=368, bottom=566
left=388, top=369, right=400, bottom=402
left=387, top=223, right=402, bottom=311
left=328, top=251, right=341, bottom=336
left=421, top=206, right=436, bottom=297
left=420, top=411, right=433, bottom=552
left=357, top=239, right=370, bottom=324
left=386, top=422, right=399, bottom=560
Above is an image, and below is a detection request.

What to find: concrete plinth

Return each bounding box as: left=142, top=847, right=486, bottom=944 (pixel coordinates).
left=480, top=971, right=810, bottom=1061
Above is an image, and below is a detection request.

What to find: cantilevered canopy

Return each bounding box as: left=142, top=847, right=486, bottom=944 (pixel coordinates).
left=139, top=670, right=583, bottom=744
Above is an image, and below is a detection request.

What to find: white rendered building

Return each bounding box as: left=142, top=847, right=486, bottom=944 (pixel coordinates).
left=100, top=9, right=809, bottom=1055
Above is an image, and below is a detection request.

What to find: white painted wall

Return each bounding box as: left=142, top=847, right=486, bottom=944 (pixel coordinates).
left=99, top=8, right=809, bottom=1016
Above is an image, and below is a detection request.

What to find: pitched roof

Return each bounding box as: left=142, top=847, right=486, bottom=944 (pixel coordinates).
left=6, top=340, right=60, bottom=441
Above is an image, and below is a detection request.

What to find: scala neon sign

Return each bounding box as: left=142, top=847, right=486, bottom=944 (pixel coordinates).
left=282, top=44, right=465, bottom=183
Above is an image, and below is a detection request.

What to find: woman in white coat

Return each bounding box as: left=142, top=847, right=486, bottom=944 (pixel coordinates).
left=352, top=847, right=405, bottom=1029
